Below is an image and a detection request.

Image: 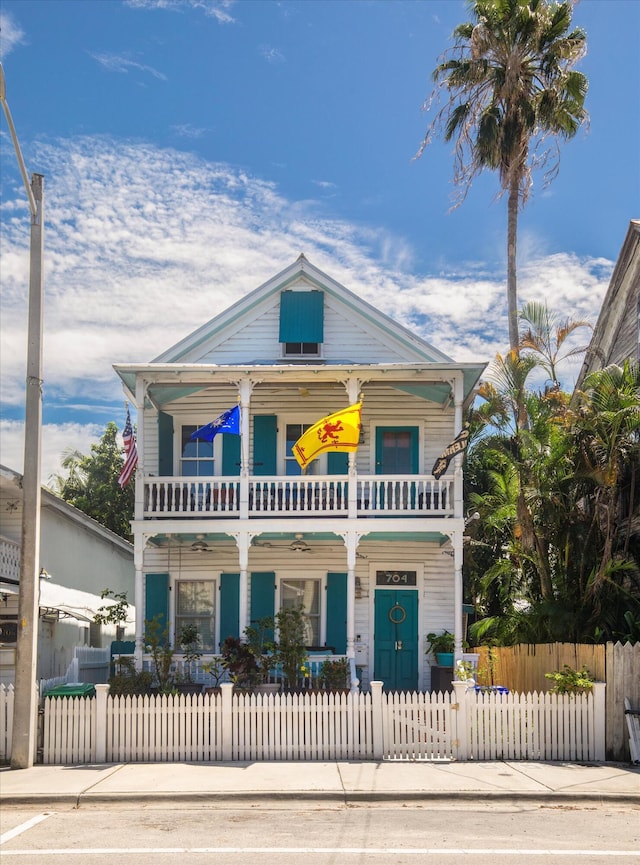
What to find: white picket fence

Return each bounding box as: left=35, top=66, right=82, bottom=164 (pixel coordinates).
left=12, top=680, right=604, bottom=765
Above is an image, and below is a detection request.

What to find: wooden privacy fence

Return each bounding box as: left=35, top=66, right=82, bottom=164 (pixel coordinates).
left=37, top=681, right=606, bottom=765
left=472, top=643, right=606, bottom=693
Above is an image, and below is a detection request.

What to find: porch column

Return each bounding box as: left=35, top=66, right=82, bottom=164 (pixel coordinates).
left=452, top=372, right=464, bottom=520
left=134, top=378, right=145, bottom=522
left=237, top=379, right=253, bottom=520
left=340, top=377, right=363, bottom=518
left=453, top=530, right=464, bottom=659
left=339, top=531, right=358, bottom=660
left=233, top=532, right=251, bottom=635
left=134, top=533, right=145, bottom=669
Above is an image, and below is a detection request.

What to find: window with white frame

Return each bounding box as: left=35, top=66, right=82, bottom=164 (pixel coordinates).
left=175, top=580, right=215, bottom=651
left=180, top=426, right=214, bottom=476
left=280, top=577, right=321, bottom=645
left=285, top=423, right=313, bottom=475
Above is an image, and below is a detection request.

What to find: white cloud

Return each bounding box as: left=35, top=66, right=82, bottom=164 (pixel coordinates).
left=124, top=0, right=236, bottom=24
left=0, top=420, right=105, bottom=488
left=0, top=135, right=612, bottom=483
left=259, top=45, right=286, bottom=64
left=0, top=10, right=26, bottom=59
left=89, top=52, right=167, bottom=81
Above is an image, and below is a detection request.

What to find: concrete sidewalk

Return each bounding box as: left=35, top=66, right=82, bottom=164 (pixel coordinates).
left=1, top=760, right=639, bottom=809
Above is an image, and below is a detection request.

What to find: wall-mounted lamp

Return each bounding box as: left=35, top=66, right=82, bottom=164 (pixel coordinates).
left=39, top=568, right=51, bottom=580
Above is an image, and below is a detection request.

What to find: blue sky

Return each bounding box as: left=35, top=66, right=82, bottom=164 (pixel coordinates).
left=1, top=0, right=638, bottom=484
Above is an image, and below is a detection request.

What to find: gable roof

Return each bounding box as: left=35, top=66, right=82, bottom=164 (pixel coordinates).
left=153, top=254, right=453, bottom=365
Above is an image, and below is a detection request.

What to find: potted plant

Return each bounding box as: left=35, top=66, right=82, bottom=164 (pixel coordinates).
left=425, top=631, right=456, bottom=667
left=202, top=657, right=225, bottom=694
left=145, top=615, right=176, bottom=694
left=177, top=623, right=203, bottom=694
left=319, top=657, right=350, bottom=692
left=245, top=616, right=281, bottom=693
left=220, top=635, right=260, bottom=690
left=275, top=606, right=308, bottom=692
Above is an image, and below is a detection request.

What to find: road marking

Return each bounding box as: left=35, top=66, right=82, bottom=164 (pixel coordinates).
left=0, top=814, right=53, bottom=846
left=0, top=847, right=637, bottom=857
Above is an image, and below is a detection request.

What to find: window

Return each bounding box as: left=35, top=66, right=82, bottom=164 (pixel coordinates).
left=181, top=426, right=214, bottom=476
left=279, top=290, right=324, bottom=355
left=285, top=423, right=313, bottom=475
left=280, top=578, right=321, bottom=645
left=283, top=342, right=320, bottom=357
left=175, top=581, right=215, bottom=651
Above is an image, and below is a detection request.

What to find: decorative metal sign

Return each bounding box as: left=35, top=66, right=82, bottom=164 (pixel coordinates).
left=376, top=570, right=417, bottom=586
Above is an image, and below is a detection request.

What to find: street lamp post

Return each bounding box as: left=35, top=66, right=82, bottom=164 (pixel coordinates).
left=0, top=62, right=45, bottom=769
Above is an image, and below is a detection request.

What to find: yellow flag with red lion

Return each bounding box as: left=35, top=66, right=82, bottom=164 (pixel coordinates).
left=293, top=402, right=362, bottom=469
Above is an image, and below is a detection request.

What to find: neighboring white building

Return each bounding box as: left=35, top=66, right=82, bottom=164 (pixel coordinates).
left=0, top=465, right=135, bottom=685
left=114, top=256, right=486, bottom=691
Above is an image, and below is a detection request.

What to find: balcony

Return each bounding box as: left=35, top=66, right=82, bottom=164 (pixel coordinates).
left=0, top=536, right=20, bottom=585
left=143, top=474, right=454, bottom=519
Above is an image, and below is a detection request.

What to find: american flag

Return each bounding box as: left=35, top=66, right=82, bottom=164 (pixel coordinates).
left=117, top=407, right=138, bottom=488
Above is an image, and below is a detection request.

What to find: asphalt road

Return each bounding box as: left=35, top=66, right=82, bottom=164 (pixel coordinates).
left=1, top=802, right=639, bottom=865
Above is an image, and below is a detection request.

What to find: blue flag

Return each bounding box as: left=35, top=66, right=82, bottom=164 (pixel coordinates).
left=190, top=405, right=241, bottom=442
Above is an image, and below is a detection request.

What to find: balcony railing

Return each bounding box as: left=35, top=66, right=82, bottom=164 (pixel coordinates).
left=0, top=536, right=20, bottom=584
left=143, top=475, right=454, bottom=519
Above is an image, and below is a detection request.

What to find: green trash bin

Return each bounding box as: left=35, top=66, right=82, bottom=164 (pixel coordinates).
left=45, top=683, right=96, bottom=698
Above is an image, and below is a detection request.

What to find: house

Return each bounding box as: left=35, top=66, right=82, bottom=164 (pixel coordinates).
left=114, top=256, right=486, bottom=691
left=0, top=464, right=135, bottom=685
left=573, top=218, right=640, bottom=595
left=574, top=219, right=639, bottom=388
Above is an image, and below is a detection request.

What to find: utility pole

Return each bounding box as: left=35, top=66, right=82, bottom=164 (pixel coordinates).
left=0, top=62, right=45, bottom=769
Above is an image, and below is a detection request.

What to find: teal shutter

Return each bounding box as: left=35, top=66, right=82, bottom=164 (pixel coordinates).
left=219, top=573, right=240, bottom=645
left=325, top=572, right=347, bottom=654
left=327, top=452, right=349, bottom=474
left=253, top=416, right=277, bottom=475
left=250, top=572, right=275, bottom=639
left=158, top=412, right=174, bottom=476
left=222, top=435, right=241, bottom=476
left=145, top=573, right=169, bottom=641
left=279, top=291, right=324, bottom=342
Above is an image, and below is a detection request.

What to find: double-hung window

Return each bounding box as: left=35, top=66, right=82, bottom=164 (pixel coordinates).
left=285, top=423, right=313, bottom=476
left=175, top=580, right=215, bottom=652
left=181, top=426, right=214, bottom=476
left=280, top=577, right=321, bottom=646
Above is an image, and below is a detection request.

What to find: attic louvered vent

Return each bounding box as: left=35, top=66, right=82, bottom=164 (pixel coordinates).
left=279, top=290, right=323, bottom=357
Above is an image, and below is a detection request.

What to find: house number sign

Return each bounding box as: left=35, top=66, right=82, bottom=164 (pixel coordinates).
left=376, top=570, right=417, bottom=586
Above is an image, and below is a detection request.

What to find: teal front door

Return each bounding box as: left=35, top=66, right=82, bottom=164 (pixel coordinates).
left=374, top=589, right=419, bottom=691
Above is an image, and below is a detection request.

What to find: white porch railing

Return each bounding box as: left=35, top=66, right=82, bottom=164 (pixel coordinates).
left=143, top=475, right=454, bottom=519
left=32, top=680, right=606, bottom=765
left=0, top=535, right=20, bottom=584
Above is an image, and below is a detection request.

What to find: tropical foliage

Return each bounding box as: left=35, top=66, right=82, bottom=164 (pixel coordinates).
left=417, top=0, right=588, bottom=349
left=465, top=306, right=640, bottom=645
left=49, top=421, right=134, bottom=540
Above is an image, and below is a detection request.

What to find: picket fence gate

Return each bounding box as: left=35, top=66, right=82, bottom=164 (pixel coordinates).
left=30, top=681, right=607, bottom=766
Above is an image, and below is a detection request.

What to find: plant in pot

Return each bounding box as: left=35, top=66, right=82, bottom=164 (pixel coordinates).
left=219, top=636, right=260, bottom=690
left=245, top=616, right=280, bottom=692
left=425, top=631, right=456, bottom=667
left=275, top=606, right=308, bottom=692
left=177, top=623, right=203, bottom=694
left=201, top=658, right=225, bottom=694
left=145, top=615, right=176, bottom=694
left=319, top=657, right=350, bottom=692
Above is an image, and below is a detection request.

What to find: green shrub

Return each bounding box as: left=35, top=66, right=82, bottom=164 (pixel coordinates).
left=544, top=664, right=593, bottom=695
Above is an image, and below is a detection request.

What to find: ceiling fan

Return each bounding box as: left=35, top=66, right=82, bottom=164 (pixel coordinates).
left=191, top=535, right=212, bottom=553
left=254, top=533, right=313, bottom=553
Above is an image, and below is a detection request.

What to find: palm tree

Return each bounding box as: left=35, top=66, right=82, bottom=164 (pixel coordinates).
left=570, top=360, right=640, bottom=589
left=417, top=0, right=588, bottom=350
left=519, top=300, right=591, bottom=388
